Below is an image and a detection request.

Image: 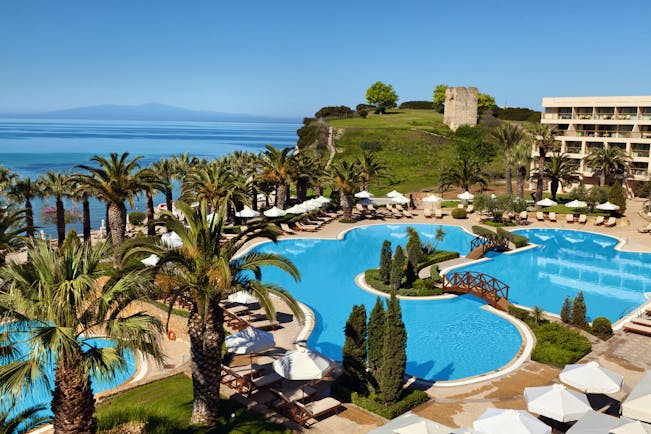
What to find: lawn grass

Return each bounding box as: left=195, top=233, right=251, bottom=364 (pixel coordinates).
left=330, top=109, right=447, bottom=131
left=539, top=204, right=609, bottom=216
left=95, top=374, right=289, bottom=434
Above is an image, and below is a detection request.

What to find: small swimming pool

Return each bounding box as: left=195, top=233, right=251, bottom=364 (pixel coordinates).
left=253, top=224, right=523, bottom=382
left=454, top=228, right=651, bottom=322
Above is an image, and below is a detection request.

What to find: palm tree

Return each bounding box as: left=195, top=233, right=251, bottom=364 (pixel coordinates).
left=38, top=171, right=71, bottom=246
left=0, top=165, right=16, bottom=195
left=509, top=140, right=532, bottom=200
left=330, top=160, right=362, bottom=220
left=532, top=125, right=559, bottom=201
left=151, top=158, right=176, bottom=212
left=491, top=123, right=525, bottom=195
left=128, top=201, right=303, bottom=425
left=68, top=180, right=92, bottom=243
left=0, top=238, right=163, bottom=434
left=439, top=158, right=488, bottom=192
left=357, top=151, right=391, bottom=191
left=181, top=160, right=247, bottom=212
left=0, top=206, right=25, bottom=265
left=583, top=146, right=633, bottom=186
left=137, top=167, right=163, bottom=236
left=532, top=153, right=579, bottom=201
left=6, top=177, right=41, bottom=238
left=0, top=399, right=49, bottom=434
left=76, top=153, right=144, bottom=251
left=259, top=145, right=295, bottom=210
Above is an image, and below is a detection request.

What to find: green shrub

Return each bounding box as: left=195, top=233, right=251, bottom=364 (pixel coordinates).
left=351, top=390, right=429, bottom=419
left=496, top=227, right=529, bottom=248
left=315, top=105, right=354, bottom=118
left=359, top=141, right=382, bottom=152
left=508, top=305, right=531, bottom=322
left=571, top=291, right=588, bottom=329
left=330, top=376, right=353, bottom=402
left=560, top=297, right=572, bottom=323
left=358, top=109, right=368, bottom=119
left=408, top=278, right=442, bottom=296
left=451, top=208, right=467, bottom=219
left=399, top=101, right=434, bottom=110
left=416, top=250, right=460, bottom=270
left=339, top=218, right=356, bottom=224
left=472, top=225, right=496, bottom=237
left=530, top=322, right=592, bottom=367
left=128, top=211, right=146, bottom=226
left=429, top=264, right=442, bottom=284
left=590, top=317, right=613, bottom=340
left=608, top=183, right=627, bottom=214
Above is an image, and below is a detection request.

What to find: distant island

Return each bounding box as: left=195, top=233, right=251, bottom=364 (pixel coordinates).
left=2, top=103, right=299, bottom=123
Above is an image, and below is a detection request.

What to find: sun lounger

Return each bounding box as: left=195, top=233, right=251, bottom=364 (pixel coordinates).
left=632, top=317, right=651, bottom=327
left=466, top=205, right=474, bottom=214
left=578, top=214, right=587, bottom=224
left=270, top=386, right=317, bottom=410
left=249, top=318, right=279, bottom=330
left=638, top=223, right=651, bottom=233
left=295, top=222, right=318, bottom=232
left=623, top=322, right=651, bottom=337
left=221, top=365, right=282, bottom=397
left=566, top=214, right=574, bottom=223
left=536, top=212, right=544, bottom=221
left=604, top=217, right=617, bottom=227
left=594, top=215, right=605, bottom=225
left=434, top=208, right=443, bottom=219
left=402, top=209, right=414, bottom=218
left=293, top=397, right=342, bottom=426
left=549, top=212, right=557, bottom=222
left=424, top=208, right=433, bottom=218
left=518, top=211, right=529, bottom=225
left=280, top=223, right=296, bottom=235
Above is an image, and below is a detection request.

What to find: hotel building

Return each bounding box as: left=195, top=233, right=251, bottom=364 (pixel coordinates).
left=539, top=96, right=651, bottom=190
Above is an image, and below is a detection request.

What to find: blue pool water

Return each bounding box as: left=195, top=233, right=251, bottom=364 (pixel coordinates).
left=253, top=224, right=523, bottom=381
left=0, top=328, right=136, bottom=419
left=454, top=228, right=651, bottom=322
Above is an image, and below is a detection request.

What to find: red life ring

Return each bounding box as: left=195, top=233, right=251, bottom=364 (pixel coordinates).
left=167, top=330, right=177, bottom=341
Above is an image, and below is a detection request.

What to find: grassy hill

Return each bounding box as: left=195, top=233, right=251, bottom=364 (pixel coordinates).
left=328, top=109, right=458, bottom=194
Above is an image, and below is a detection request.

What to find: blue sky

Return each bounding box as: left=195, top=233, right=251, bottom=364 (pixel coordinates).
left=1, top=0, right=651, bottom=118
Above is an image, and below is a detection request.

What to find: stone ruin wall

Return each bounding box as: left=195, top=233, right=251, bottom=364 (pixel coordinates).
left=444, top=86, right=478, bottom=131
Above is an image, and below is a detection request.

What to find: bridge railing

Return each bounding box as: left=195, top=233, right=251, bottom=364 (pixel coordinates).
left=443, top=271, right=510, bottom=309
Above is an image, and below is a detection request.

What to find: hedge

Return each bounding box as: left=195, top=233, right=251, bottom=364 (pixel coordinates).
left=472, top=225, right=496, bottom=237
left=399, top=101, right=435, bottom=110
left=496, top=227, right=529, bottom=248
left=451, top=208, right=467, bottom=219
left=351, top=390, right=429, bottom=419
left=416, top=250, right=460, bottom=270
left=530, top=322, right=592, bottom=367
left=507, top=305, right=531, bottom=322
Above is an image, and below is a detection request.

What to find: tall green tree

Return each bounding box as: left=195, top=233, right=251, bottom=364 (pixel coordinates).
left=571, top=291, right=588, bottom=329
left=379, top=240, right=392, bottom=285
left=76, top=153, right=144, bottom=251
left=491, top=123, right=525, bottom=195
left=405, top=227, right=422, bottom=268
left=532, top=125, right=559, bottom=201
left=182, top=159, right=247, bottom=213
left=365, top=81, right=398, bottom=114
left=0, top=238, right=164, bottom=434
left=510, top=140, right=532, bottom=200
left=533, top=153, right=579, bottom=201
left=357, top=151, right=391, bottom=191
left=608, top=182, right=627, bottom=214
left=477, top=93, right=496, bottom=114
left=560, top=296, right=572, bottom=324
left=69, top=179, right=92, bottom=243
left=6, top=177, right=41, bottom=238
left=151, top=158, right=177, bottom=212
left=378, top=292, right=406, bottom=404
left=128, top=201, right=303, bottom=425
left=341, top=305, right=368, bottom=393
left=259, top=146, right=295, bottom=210
left=0, top=206, right=25, bottom=265
left=367, top=298, right=385, bottom=382
left=432, top=84, right=448, bottom=112
left=439, top=158, right=487, bottom=192
left=0, top=165, right=16, bottom=195
left=38, top=171, right=71, bottom=246
left=390, top=245, right=405, bottom=292
left=330, top=160, right=362, bottom=220
left=583, top=146, right=632, bottom=186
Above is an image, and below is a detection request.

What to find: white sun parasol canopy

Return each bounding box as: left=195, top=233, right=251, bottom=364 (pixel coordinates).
left=565, top=199, right=588, bottom=208
left=536, top=198, right=558, bottom=207
left=457, top=191, right=475, bottom=201
left=524, top=384, right=591, bottom=423
left=285, top=204, right=307, bottom=214
left=386, top=190, right=403, bottom=198
left=225, top=326, right=275, bottom=355
left=301, top=200, right=320, bottom=211
left=161, top=231, right=183, bottom=248
left=473, top=408, right=551, bottom=434
left=263, top=206, right=287, bottom=218
left=140, top=254, right=160, bottom=267
left=272, top=347, right=334, bottom=381
left=596, top=201, right=621, bottom=211
left=392, top=195, right=410, bottom=205
left=354, top=190, right=373, bottom=199
left=227, top=290, right=259, bottom=305
left=314, top=196, right=331, bottom=204
left=235, top=206, right=260, bottom=218
left=422, top=194, right=443, bottom=203
left=610, top=420, right=651, bottom=434
left=560, top=361, right=623, bottom=394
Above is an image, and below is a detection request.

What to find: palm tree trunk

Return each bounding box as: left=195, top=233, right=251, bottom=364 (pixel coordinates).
left=82, top=197, right=91, bottom=243
left=105, top=205, right=111, bottom=239
left=517, top=166, right=526, bottom=199
left=51, top=349, right=97, bottom=434
left=165, top=189, right=173, bottom=213
left=56, top=197, right=65, bottom=247
left=600, top=171, right=606, bottom=187
left=146, top=190, right=156, bottom=236
left=550, top=179, right=560, bottom=201
left=536, top=150, right=546, bottom=201
left=188, top=300, right=224, bottom=425
left=296, top=179, right=308, bottom=203
left=314, top=184, right=323, bottom=197
left=25, top=200, right=34, bottom=238
left=276, top=183, right=288, bottom=210
left=107, top=201, right=126, bottom=251
left=341, top=194, right=353, bottom=220
left=504, top=160, right=513, bottom=194
left=251, top=187, right=258, bottom=211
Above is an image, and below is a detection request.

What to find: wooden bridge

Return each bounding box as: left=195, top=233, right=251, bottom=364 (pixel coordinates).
left=467, top=233, right=509, bottom=259
left=442, top=271, right=511, bottom=311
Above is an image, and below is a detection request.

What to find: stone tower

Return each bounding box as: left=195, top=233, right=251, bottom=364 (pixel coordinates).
left=444, top=87, right=478, bottom=131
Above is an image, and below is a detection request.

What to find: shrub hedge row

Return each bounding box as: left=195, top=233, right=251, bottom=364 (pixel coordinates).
left=351, top=390, right=430, bottom=419
left=364, top=269, right=442, bottom=297
left=398, top=101, right=435, bottom=110
left=416, top=250, right=460, bottom=269
left=471, top=225, right=496, bottom=237
left=496, top=227, right=529, bottom=248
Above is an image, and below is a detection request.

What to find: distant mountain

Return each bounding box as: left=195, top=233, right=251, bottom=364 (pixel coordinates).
left=7, top=103, right=298, bottom=123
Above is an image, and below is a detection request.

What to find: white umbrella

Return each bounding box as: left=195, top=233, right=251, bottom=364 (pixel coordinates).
left=315, top=196, right=331, bottom=204
left=422, top=194, right=443, bottom=203
left=524, top=384, right=591, bottom=423
left=611, top=421, right=651, bottom=434
left=386, top=190, right=403, bottom=198
left=560, top=361, right=623, bottom=394
left=457, top=191, right=475, bottom=201
left=393, top=420, right=448, bottom=434
left=140, top=254, right=160, bottom=267
left=263, top=206, right=287, bottom=218
left=227, top=290, right=258, bottom=305
left=285, top=204, right=307, bottom=214
left=272, top=347, right=334, bottom=381
left=536, top=198, right=558, bottom=207
left=303, top=199, right=323, bottom=208
left=225, top=326, right=275, bottom=355
left=206, top=212, right=218, bottom=221
left=161, top=231, right=183, bottom=248
left=354, top=190, right=373, bottom=199
left=596, top=201, right=621, bottom=211
left=301, top=200, right=320, bottom=211
left=622, top=372, right=651, bottom=424
left=235, top=206, right=260, bottom=218
left=392, top=195, right=410, bottom=205
left=357, top=198, right=375, bottom=206
left=473, top=408, right=551, bottom=434
left=565, top=200, right=588, bottom=208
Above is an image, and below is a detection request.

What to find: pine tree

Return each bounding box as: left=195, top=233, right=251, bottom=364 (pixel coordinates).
left=571, top=291, right=588, bottom=329
left=560, top=296, right=572, bottom=324
left=342, top=304, right=368, bottom=393
left=405, top=227, right=422, bottom=267
left=379, top=240, right=392, bottom=285
left=404, top=260, right=417, bottom=287
left=390, top=245, right=405, bottom=291
left=608, top=182, right=627, bottom=214
left=367, top=297, right=385, bottom=385
left=378, top=291, right=407, bottom=404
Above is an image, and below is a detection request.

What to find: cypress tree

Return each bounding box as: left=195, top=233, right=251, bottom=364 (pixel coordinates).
left=342, top=304, right=368, bottom=393
left=404, top=260, right=417, bottom=287
left=379, top=240, right=392, bottom=285
left=571, top=291, right=588, bottom=329
left=608, top=182, right=627, bottom=214
left=391, top=245, right=405, bottom=291
left=405, top=227, right=422, bottom=267
left=378, top=291, right=407, bottom=404
left=560, top=296, right=572, bottom=324
left=367, top=297, right=385, bottom=385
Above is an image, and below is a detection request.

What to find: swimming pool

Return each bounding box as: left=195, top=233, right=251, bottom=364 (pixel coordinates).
left=253, top=224, right=524, bottom=382
left=453, top=228, right=651, bottom=323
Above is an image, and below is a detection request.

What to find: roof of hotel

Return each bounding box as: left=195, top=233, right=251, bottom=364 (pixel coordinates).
left=542, top=96, right=651, bottom=107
